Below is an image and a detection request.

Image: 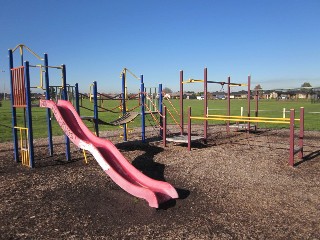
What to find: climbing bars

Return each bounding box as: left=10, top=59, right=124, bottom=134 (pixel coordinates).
left=188, top=107, right=304, bottom=167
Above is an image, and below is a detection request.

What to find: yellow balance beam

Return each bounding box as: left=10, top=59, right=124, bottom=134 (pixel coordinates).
left=190, top=116, right=291, bottom=124
left=206, top=114, right=300, bottom=122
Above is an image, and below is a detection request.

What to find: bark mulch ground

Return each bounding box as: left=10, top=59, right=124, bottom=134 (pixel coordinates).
left=1, top=126, right=319, bottom=239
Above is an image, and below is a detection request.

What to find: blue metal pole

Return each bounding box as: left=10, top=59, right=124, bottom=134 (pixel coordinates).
left=93, top=81, right=99, bottom=136
left=24, top=61, right=35, bottom=168
left=62, top=65, right=68, bottom=100
left=180, top=70, right=184, bottom=135
left=20, top=46, right=24, bottom=66
left=8, top=49, right=19, bottom=163
left=121, top=72, right=127, bottom=141
left=140, top=75, right=145, bottom=142
left=158, top=83, right=163, bottom=137
left=61, top=64, right=71, bottom=161
left=75, top=83, right=80, bottom=114
left=44, top=53, right=53, bottom=156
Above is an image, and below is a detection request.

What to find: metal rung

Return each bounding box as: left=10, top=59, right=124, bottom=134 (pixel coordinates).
left=15, top=126, right=30, bottom=167
left=21, top=150, right=30, bottom=167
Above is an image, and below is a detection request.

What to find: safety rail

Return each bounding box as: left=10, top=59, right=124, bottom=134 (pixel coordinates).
left=188, top=107, right=304, bottom=167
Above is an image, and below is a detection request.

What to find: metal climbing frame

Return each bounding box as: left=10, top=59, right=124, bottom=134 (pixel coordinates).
left=11, top=66, right=30, bottom=166
left=180, top=68, right=249, bottom=142
left=9, top=44, right=72, bottom=168
left=9, top=62, right=35, bottom=167
left=188, top=107, right=304, bottom=167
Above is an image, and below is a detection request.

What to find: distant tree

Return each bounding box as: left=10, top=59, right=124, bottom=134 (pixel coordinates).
left=163, top=87, right=172, bottom=93
left=207, top=92, right=214, bottom=100
left=254, top=84, right=263, bottom=97
left=189, top=93, right=197, bottom=99
left=301, top=82, right=312, bottom=88
left=301, top=82, right=313, bottom=98
left=254, top=84, right=263, bottom=90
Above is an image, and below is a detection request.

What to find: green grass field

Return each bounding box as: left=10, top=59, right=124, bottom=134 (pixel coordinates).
left=0, top=98, right=319, bottom=143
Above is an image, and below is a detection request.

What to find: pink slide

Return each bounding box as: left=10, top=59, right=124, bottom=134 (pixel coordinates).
left=40, top=100, right=178, bottom=208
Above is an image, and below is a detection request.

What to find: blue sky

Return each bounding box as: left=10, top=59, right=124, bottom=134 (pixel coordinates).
left=0, top=0, right=319, bottom=93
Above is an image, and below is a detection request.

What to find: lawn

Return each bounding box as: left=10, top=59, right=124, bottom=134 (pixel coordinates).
left=0, top=98, right=319, bottom=143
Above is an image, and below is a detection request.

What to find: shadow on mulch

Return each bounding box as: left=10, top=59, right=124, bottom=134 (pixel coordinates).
left=34, top=151, right=85, bottom=168
left=156, top=188, right=190, bottom=210
left=116, top=140, right=191, bottom=207
left=116, top=140, right=166, bottom=181
left=294, top=149, right=320, bottom=167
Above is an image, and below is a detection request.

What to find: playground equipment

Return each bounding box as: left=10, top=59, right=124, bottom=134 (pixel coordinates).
left=163, top=67, right=250, bottom=145
left=120, top=68, right=141, bottom=141
left=188, top=106, right=304, bottom=167
left=216, top=75, right=257, bottom=132
left=75, top=81, right=138, bottom=137
left=8, top=44, right=73, bottom=167
left=40, top=99, right=178, bottom=208
left=75, top=73, right=164, bottom=143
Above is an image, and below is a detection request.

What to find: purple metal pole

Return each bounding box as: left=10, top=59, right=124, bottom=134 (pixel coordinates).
left=159, top=83, right=163, bottom=137
left=188, top=107, right=191, bottom=151
left=255, top=88, right=259, bottom=131
left=227, top=76, right=231, bottom=132
left=289, top=109, right=295, bottom=167
left=180, top=70, right=184, bottom=135
left=204, top=68, right=208, bottom=142
left=247, top=75, right=251, bottom=132
left=255, top=89, right=259, bottom=117
left=163, top=106, right=167, bottom=147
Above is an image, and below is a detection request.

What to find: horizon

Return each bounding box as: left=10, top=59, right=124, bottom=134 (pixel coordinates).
left=1, top=1, right=319, bottom=94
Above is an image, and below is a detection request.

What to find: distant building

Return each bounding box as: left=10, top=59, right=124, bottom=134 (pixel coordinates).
left=211, top=91, right=226, bottom=99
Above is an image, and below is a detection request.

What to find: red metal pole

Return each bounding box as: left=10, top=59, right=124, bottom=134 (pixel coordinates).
left=299, top=107, right=304, bottom=159
left=247, top=75, right=251, bottom=132
left=163, top=106, right=167, bottom=147
left=188, top=107, right=191, bottom=151
left=227, top=76, right=231, bottom=132
left=289, top=109, right=295, bottom=167
left=255, top=88, right=259, bottom=131
left=255, top=89, right=259, bottom=117
left=204, top=68, right=208, bottom=142
left=180, top=70, right=184, bottom=135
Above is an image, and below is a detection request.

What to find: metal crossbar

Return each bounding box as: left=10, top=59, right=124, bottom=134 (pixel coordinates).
left=206, top=114, right=300, bottom=122
left=191, top=116, right=291, bottom=124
